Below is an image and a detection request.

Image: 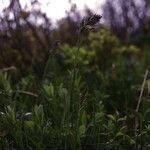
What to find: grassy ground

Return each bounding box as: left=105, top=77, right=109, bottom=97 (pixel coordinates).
left=0, top=15, right=150, bottom=150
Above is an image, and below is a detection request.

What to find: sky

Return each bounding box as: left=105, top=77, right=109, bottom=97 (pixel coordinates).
left=0, top=0, right=105, bottom=21
left=38, top=0, right=104, bottom=20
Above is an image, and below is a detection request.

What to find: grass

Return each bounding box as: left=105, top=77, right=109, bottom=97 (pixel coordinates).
left=0, top=15, right=150, bottom=150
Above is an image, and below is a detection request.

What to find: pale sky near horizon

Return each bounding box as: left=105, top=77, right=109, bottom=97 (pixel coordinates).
left=0, top=0, right=105, bottom=21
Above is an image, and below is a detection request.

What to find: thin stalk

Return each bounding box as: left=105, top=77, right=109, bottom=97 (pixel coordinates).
left=70, top=32, right=82, bottom=102
left=136, top=69, right=149, bottom=112
left=69, top=31, right=82, bottom=149
left=42, top=54, right=52, bottom=82
left=135, top=69, right=149, bottom=145
left=13, top=90, right=38, bottom=98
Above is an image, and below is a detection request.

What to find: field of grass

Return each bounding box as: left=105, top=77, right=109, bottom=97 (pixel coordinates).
left=0, top=15, right=150, bottom=150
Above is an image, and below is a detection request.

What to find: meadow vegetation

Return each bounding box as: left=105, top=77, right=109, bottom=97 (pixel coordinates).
left=0, top=0, right=150, bottom=149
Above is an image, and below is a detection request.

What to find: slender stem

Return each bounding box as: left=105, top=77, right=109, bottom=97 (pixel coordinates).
left=70, top=31, right=82, bottom=103
left=13, top=90, right=38, bottom=98
left=135, top=69, right=149, bottom=138
left=136, top=69, right=149, bottom=112
left=69, top=30, right=82, bottom=149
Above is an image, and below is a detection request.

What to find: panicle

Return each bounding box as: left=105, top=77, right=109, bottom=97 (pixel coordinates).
left=80, top=14, right=102, bottom=33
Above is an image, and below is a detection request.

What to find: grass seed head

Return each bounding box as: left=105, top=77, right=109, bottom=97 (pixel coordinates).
left=80, top=14, right=102, bottom=33
left=86, top=14, right=102, bottom=26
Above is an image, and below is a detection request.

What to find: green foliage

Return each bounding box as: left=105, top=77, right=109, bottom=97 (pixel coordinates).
left=61, top=44, right=95, bottom=65
left=0, top=4, right=150, bottom=149
left=88, top=28, right=119, bottom=70
left=0, top=68, right=150, bottom=149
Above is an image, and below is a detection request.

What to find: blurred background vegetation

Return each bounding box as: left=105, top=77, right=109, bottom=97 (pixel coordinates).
left=0, top=0, right=150, bottom=149
left=0, top=0, right=149, bottom=76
